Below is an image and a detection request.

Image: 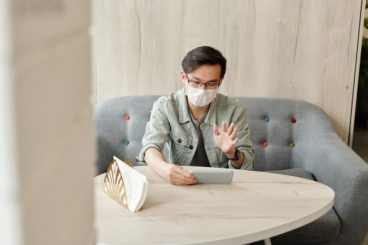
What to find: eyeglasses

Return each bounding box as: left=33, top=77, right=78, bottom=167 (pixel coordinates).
left=185, top=74, right=221, bottom=89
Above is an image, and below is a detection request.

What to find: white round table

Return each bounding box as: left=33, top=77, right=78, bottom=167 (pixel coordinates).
left=94, top=166, right=334, bottom=245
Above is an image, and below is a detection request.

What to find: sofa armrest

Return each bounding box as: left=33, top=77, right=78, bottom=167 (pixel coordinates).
left=295, top=132, right=368, bottom=244
left=96, top=136, right=115, bottom=175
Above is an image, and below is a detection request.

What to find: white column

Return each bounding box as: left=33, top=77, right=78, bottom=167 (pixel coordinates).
left=0, top=0, right=23, bottom=244
left=0, top=0, right=95, bottom=244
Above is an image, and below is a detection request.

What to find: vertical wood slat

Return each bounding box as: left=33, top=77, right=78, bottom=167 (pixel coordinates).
left=93, top=0, right=364, bottom=143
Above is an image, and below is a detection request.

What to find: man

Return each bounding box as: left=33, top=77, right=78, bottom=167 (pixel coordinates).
left=138, top=46, right=254, bottom=185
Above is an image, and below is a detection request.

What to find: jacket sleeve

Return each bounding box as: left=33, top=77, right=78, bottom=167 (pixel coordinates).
left=137, top=98, right=171, bottom=162
left=228, top=104, right=255, bottom=170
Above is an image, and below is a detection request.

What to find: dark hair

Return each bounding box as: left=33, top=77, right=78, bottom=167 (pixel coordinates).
left=181, top=46, right=227, bottom=78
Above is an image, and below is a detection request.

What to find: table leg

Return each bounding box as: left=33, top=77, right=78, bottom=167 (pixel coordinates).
left=264, top=238, right=272, bottom=245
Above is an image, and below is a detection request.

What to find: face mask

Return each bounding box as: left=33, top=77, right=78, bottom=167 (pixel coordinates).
left=185, top=85, right=218, bottom=107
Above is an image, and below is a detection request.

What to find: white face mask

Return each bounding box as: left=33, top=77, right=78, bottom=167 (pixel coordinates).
left=185, top=85, right=218, bottom=107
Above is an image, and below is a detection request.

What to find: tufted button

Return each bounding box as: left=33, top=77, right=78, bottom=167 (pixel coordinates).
left=261, top=141, right=268, bottom=148
left=123, top=139, right=130, bottom=145
left=264, top=116, right=270, bottom=123
left=177, top=138, right=182, bottom=144
left=291, top=116, right=297, bottom=124
left=189, top=145, right=194, bottom=150
left=124, top=114, right=131, bottom=121
left=289, top=142, right=295, bottom=148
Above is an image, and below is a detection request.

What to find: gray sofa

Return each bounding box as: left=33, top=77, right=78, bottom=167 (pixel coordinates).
left=95, top=96, right=368, bottom=245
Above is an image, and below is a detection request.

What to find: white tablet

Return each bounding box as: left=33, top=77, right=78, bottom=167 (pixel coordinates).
left=184, top=166, right=234, bottom=184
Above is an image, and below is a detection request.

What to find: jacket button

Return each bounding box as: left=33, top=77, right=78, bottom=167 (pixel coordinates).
left=178, top=139, right=182, bottom=143
left=189, top=145, right=193, bottom=150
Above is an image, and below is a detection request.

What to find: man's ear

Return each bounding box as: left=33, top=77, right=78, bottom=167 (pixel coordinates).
left=180, top=71, right=187, bottom=86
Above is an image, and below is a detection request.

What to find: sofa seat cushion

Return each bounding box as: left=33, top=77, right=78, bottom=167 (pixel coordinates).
left=265, top=168, right=341, bottom=245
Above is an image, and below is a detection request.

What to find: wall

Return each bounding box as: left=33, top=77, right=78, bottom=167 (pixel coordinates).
left=0, top=0, right=95, bottom=245
left=92, top=0, right=365, bottom=144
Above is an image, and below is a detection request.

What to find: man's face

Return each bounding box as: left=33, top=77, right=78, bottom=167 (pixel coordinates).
left=181, top=64, right=222, bottom=90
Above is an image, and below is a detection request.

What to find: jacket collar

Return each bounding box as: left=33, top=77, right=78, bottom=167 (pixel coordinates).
left=177, top=88, right=191, bottom=124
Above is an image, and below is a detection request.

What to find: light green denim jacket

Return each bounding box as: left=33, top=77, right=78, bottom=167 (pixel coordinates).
left=138, top=89, right=255, bottom=170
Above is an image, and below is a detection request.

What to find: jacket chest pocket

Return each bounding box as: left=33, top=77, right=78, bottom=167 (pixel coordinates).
left=170, top=132, right=193, bottom=163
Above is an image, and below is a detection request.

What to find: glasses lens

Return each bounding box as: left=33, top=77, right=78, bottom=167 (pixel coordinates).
left=186, top=75, right=219, bottom=89
left=207, top=82, right=219, bottom=88
left=189, top=81, right=201, bottom=88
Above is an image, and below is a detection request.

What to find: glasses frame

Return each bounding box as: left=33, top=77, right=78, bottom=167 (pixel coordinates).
left=185, top=73, right=221, bottom=89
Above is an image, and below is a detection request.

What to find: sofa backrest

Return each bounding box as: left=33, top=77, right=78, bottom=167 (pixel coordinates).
left=95, top=96, right=334, bottom=174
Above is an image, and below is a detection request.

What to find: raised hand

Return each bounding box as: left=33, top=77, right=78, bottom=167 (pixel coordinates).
left=213, top=122, right=238, bottom=154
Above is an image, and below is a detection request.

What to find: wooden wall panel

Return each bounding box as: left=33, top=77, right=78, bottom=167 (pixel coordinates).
left=92, top=0, right=364, bottom=143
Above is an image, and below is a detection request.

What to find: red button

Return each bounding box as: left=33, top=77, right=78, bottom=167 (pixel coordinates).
left=124, top=114, right=131, bottom=121
left=261, top=141, right=268, bottom=148
left=291, top=117, right=297, bottom=124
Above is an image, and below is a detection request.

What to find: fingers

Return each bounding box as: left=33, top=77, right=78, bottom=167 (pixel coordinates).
left=212, top=122, right=239, bottom=154
left=222, top=121, right=227, bottom=133
left=213, top=124, right=219, bottom=136
left=227, top=122, right=235, bottom=135
left=167, top=165, right=197, bottom=185
left=229, top=126, right=237, bottom=140
left=221, top=122, right=237, bottom=138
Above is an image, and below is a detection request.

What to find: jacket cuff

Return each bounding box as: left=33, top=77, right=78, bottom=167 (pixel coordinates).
left=227, top=150, right=254, bottom=170
left=137, top=144, right=162, bottom=162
